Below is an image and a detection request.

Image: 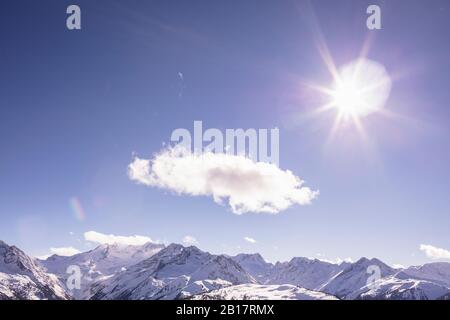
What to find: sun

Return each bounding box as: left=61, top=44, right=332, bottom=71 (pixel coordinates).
left=307, top=57, right=392, bottom=143
left=327, top=58, right=392, bottom=120
left=331, top=80, right=368, bottom=117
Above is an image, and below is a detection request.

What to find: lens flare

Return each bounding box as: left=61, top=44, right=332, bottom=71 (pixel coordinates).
left=330, top=58, right=392, bottom=118
left=70, top=197, right=86, bottom=221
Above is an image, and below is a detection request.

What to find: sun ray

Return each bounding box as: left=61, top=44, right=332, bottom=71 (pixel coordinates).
left=324, top=111, right=344, bottom=148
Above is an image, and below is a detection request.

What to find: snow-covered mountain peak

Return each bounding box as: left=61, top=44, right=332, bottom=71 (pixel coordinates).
left=0, top=241, right=40, bottom=276
left=401, top=262, right=450, bottom=287
left=350, top=257, right=392, bottom=271
left=161, top=243, right=202, bottom=257
left=38, top=241, right=165, bottom=299
left=2, top=239, right=449, bottom=300
left=234, top=253, right=267, bottom=263
left=0, top=240, right=69, bottom=300
left=290, top=256, right=337, bottom=267
left=319, top=257, right=395, bottom=299
left=232, top=253, right=273, bottom=283
left=87, top=245, right=256, bottom=300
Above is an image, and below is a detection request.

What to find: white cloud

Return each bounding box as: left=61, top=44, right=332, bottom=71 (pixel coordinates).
left=335, top=257, right=354, bottom=264
left=182, top=235, right=198, bottom=246
left=393, top=264, right=405, bottom=269
left=420, top=244, right=450, bottom=260
left=128, top=147, right=318, bottom=214
left=244, top=237, right=257, bottom=244
left=315, top=254, right=353, bottom=264
left=84, top=231, right=154, bottom=246
left=36, top=254, right=51, bottom=260
left=49, top=247, right=81, bottom=257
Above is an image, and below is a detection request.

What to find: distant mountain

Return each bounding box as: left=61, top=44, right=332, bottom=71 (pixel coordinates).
left=38, top=242, right=164, bottom=299
left=320, top=257, right=395, bottom=299
left=402, top=262, right=450, bottom=287
left=1, top=239, right=450, bottom=300
left=349, top=274, right=450, bottom=300
left=0, top=240, right=69, bottom=300
left=191, top=284, right=338, bottom=300
left=267, top=257, right=345, bottom=291
left=231, top=253, right=273, bottom=283
left=347, top=263, right=450, bottom=300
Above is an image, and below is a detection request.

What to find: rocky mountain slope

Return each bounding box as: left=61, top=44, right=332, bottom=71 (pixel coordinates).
left=1, top=239, right=449, bottom=300
left=0, top=240, right=69, bottom=300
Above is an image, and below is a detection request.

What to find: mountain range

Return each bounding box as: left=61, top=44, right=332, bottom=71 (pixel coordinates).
left=1, top=239, right=449, bottom=300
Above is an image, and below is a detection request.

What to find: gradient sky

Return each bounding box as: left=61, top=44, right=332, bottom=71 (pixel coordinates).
left=1, top=0, right=450, bottom=266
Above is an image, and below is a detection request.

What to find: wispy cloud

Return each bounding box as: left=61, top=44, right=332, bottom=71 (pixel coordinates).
left=244, top=237, right=257, bottom=244
left=128, top=147, right=318, bottom=214
left=84, top=231, right=154, bottom=246
left=420, top=244, right=450, bottom=260
left=315, top=253, right=353, bottom=264
left=182, top=235, right=198, bottom=246
left=49, top=247, right=81, bottom=257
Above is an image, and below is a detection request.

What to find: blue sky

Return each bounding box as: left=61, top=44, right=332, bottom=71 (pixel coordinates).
left=1, top=0, right=450, bottom=266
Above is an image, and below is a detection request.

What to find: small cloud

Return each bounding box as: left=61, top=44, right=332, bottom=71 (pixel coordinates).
left=49, top=247, right=81, bottom=257
left=178, top=72, right=184, bottom=81
left=315, top=254, right=353, bottom=264
left=69, top=231, right=74, bottom=236
left=420, top=244, right=450, bottom=260
left=393, top=264, right=405, bottom=269
left=36, top=254, right=51, bottom=260
left=335, top=257, right=354, bottom=264
left=244, top=236, right=257, bottom=244
left=182, top=235, right=198, bottom=246
left=84, top=231, right=154, bottom=246
left=128, top=147, right=318, bottom=214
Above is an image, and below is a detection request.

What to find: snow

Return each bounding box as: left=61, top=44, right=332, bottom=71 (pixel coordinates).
left=0, top=241, right=69, bottom=300
left=402, top=262, right=450, bottom=287
left=191, top=284, right=338, bottom=300
left=232, top=253, right=273, bottom=283
left=1, top=239, right=449, bottom=300
left=38, top=241, right=164, bottom=299
left=268, top=257, right=345, bottom=290
left=319, top=257, right=395, bottom=299
left=348, top=275, right=450, bottom=300
left=89, top=244, right=255, bottom=300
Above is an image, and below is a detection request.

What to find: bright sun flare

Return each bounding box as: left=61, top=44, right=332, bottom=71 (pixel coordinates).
left=324, top=58, right=392, bottom=120
left=331, top=81, right=367, bottom=117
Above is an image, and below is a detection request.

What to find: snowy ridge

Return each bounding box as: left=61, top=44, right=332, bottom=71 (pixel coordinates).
left=0, top=240, right=69, bottom=300
left=190, top=284, right=338, bottom=300
left=319, top=257, right=395, bottom=299
left=268, top=257, right=345, bottom=291
left=88, top=244, right=256, bottom=300
left=231, top=253, right=273, bottom=283
left=1, top=239, right=450, bottom=300
left=348, top=275, right=450, bottom=300
left=38, top=242, right=164, bottom=299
